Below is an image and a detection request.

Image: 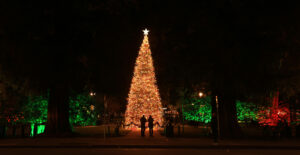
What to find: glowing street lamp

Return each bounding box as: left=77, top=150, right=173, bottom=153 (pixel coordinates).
left=199, top=92, right=204, bottom=98
left=90, top=92, right=96, bottom=96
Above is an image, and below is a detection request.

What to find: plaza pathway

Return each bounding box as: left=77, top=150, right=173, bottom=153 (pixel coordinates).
left=0, top=126, right=299, bottom=150
left=124, top=128, right=163, bottom=138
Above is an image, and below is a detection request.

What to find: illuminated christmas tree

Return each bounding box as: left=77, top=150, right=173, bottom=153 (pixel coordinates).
left=125, top=29, right=163, bottom=127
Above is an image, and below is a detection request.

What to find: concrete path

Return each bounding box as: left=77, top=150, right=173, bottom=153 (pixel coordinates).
left=0, top=127, right=299, bottom=149
left=1, top=148, right=300, bottom=155
left=124, top=128, right=164, bottom=138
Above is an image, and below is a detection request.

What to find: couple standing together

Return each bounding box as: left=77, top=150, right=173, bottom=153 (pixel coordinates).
left=140, top=115, right=154, bottom=136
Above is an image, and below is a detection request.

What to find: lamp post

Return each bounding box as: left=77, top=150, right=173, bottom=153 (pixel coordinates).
left=103, top=94, right=107, bottom=140
left=181, top=101, right=184, bottom=135
left=215, top=96, right=220, bottom=140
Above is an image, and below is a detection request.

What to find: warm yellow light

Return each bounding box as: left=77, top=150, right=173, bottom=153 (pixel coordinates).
left=199, top=92, right=204, bottom=98
left=125, top=29, right=163, bottom=128
left=90, top=105, right=95, bottom=111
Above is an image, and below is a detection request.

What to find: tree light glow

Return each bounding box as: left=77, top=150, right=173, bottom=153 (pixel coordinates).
left=125, top=29, right=163, bottom=127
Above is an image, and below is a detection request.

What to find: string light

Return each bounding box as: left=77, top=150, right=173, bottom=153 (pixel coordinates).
left=125, top=29, right=163, bottom=127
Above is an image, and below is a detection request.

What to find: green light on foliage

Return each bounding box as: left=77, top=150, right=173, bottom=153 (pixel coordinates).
left=30, top=124, right=46, bottom=137
left=69, top=93, right=98, bottom=127
left=183, top=96, right=212, bottom=123
left=23, top=95, right=48, bottom=124
left=23, top=92, right=98, bottom=136
left=236, top=100, right=259, bottom=122
left=38, top=125, right=45, bottom=134
left=30, top=124, right=34, bottom=137
left=182, top=97, right=259, bottom=124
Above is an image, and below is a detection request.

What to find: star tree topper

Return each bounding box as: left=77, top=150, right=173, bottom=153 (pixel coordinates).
left=143, top=28, right=149, bottom=35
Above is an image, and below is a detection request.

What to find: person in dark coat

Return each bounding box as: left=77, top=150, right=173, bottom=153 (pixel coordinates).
left=140, top=115, right=147, bottom=136
left=148, top=115, right=154, bottom=136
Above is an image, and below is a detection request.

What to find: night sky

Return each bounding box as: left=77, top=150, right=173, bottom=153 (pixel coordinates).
left=1, top=0, right=300, bottom=101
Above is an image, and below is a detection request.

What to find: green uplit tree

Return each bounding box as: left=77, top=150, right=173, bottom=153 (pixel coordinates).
left=22, top=95, right=48, bottom=124
left=183, top=97, right=260, bottom=124
left=69, top=94, right=98, bottom=126
left=183, top=96, right=212, bottom=124
left=236, top=101, right=259, bottom=123
left=21, top=93, right=98, bottom=132
left=21, top=95, right=48, bottom=136
left=0, top=0, right=90, bottom=135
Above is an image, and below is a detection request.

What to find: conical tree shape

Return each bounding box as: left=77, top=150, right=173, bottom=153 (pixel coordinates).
left=125, top=29, right=163, bottom=127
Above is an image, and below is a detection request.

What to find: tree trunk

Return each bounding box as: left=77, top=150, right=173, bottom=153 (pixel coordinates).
left=45, top=83, right=71, bottom=135
left=218, top=93, right=242, bottom=138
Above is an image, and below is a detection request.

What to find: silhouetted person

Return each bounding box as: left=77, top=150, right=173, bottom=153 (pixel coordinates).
left=140, top=115, right=147, bottom=136
left=148, top=115, right=154, bottom=136
left=166, top=119, right=174, bottom=137
left=277, top=120, right=284, bottom=139
left=283, top=119, right=291, bottom=138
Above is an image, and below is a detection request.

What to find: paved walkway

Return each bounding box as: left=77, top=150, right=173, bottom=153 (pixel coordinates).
left=0, top=128, right=299, bottom=149
left=113, top=129, right=171, bottom=145
left=123, top=129, right=164, bottom=139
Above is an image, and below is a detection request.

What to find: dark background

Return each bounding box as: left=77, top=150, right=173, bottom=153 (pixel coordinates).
left=1, top=0, right=300, bottom=103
